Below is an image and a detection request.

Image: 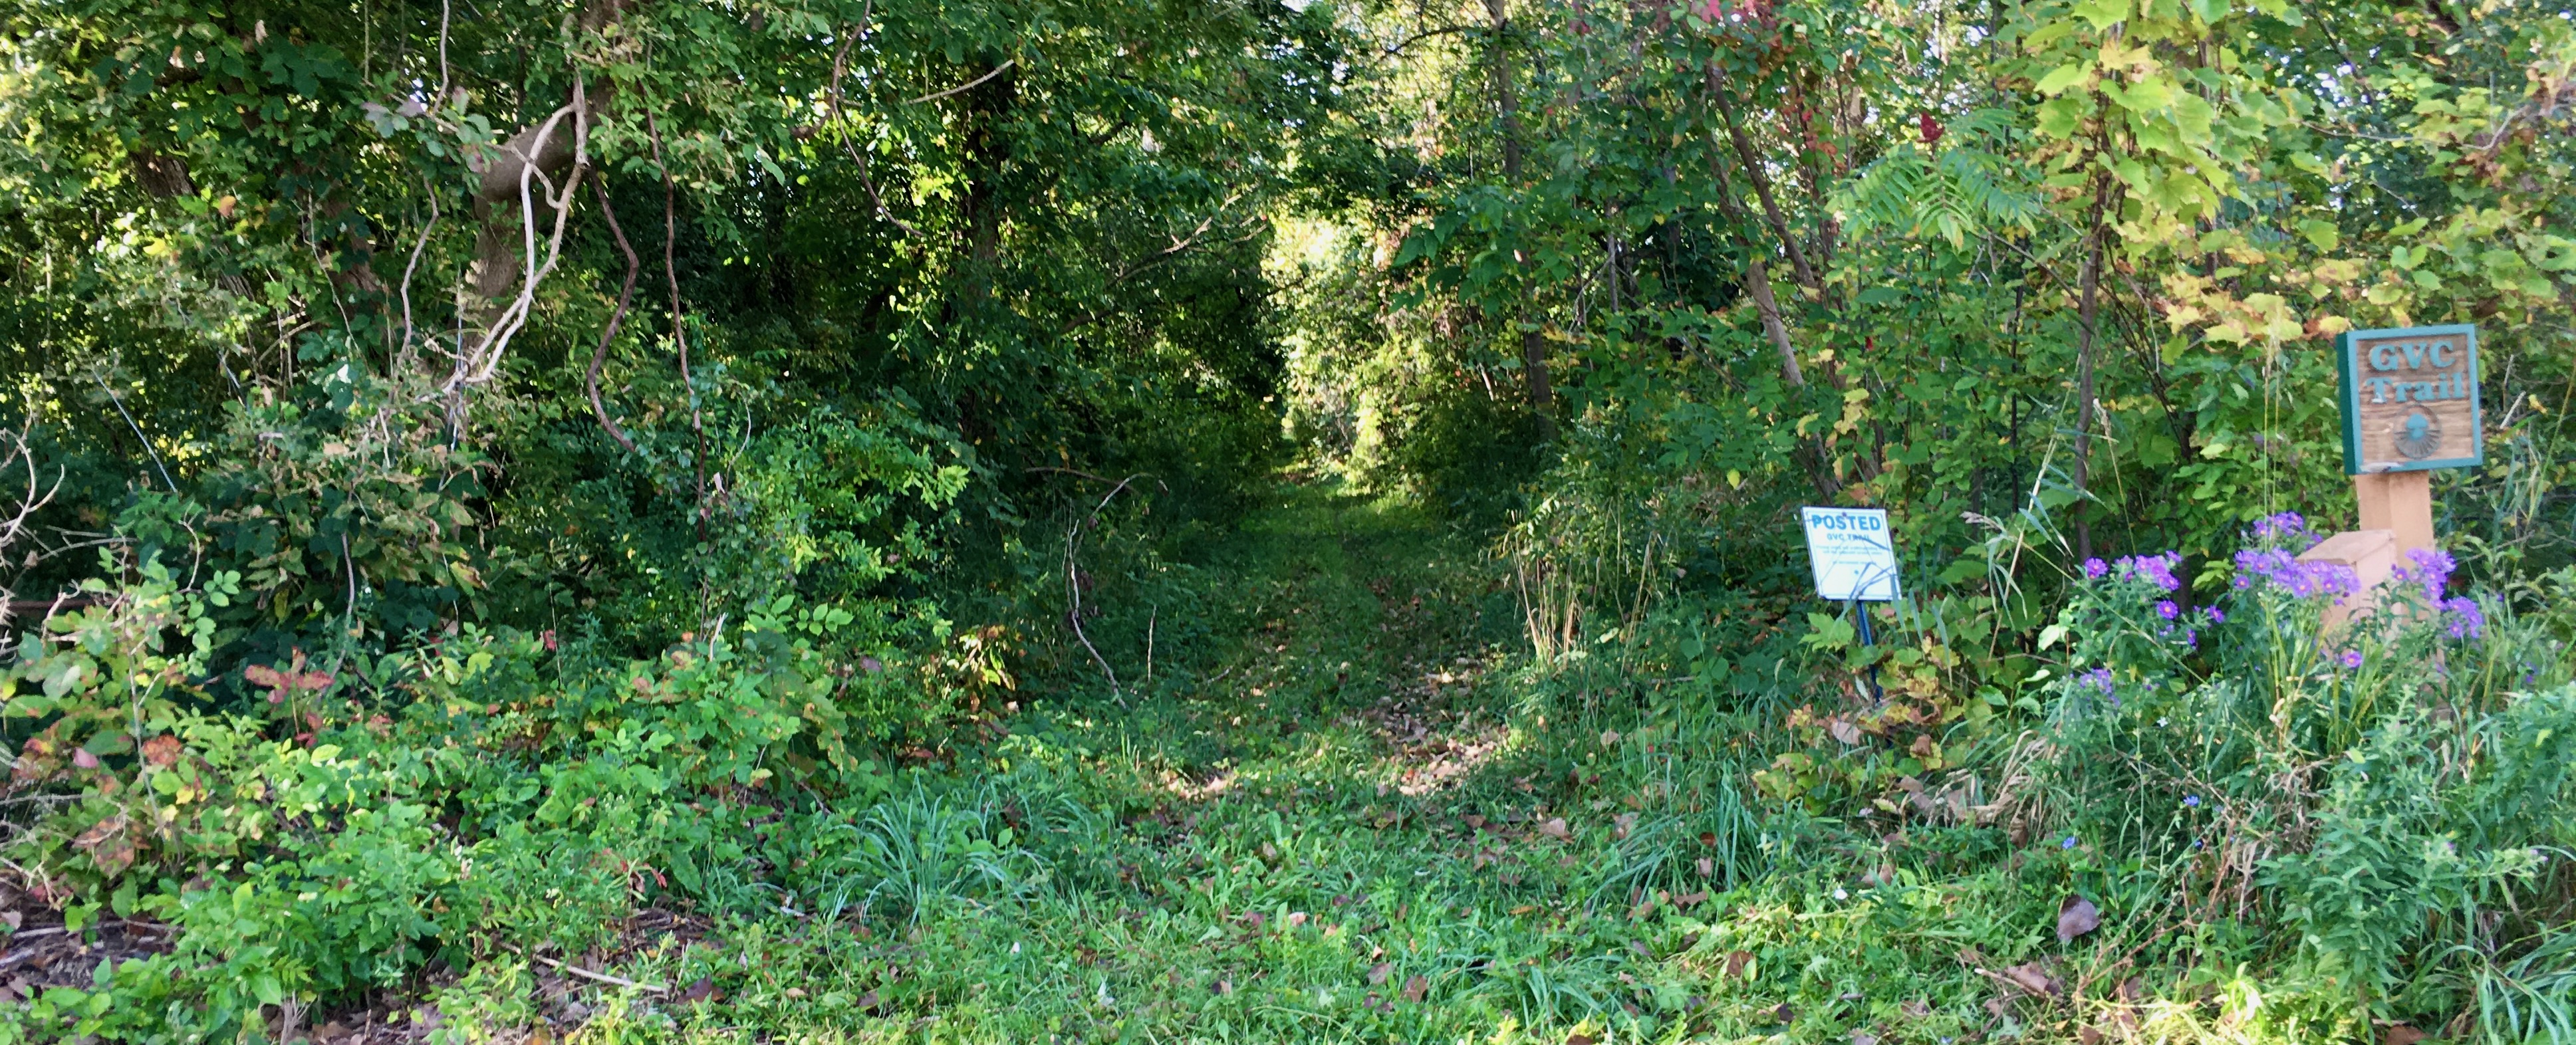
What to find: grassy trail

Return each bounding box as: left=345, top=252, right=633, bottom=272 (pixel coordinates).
left=553, top=485, right=2079, bottom=1044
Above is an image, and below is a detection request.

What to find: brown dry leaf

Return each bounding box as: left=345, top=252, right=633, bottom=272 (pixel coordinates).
left=1508, top=904, right=1536, bottom=915
left=71, top=814, right=135, bottom=877
left=1599, top=730, right=1620, bottom=747
left=2118, top=976, right=2145, bottom=1003
left=1901, top=998, right=1931, bottom=1018
left=783, top=987, right=806, bottom=999
left=2078, top=1026, right=2104, bottom=1045
left=680, top=976, right=718, bottom=1003
left=1724, top=951, right=1755, bottom=979
left=1241, top=911, right=1267, bottom=930
left=1537, top=818, right=1571, bottom=841
left=1674, top=890, right=1708, bottom=909
left=1285, top=911, right=1309, bottom=928
left=2001, top=961, right=2059, bottom=996
left=1983, top=996, right=2014, bottom=1018
left=1401, top=975, right=1428, bottom=1002
left=2057, top=895, right=2102, bottom=944
left=1852, top=1033, right=1880, bottom=1045
left=1827, top=717, right=1865, bottom=745
left=1367, top=962, right=1392, bottom=986
left=1613, top=812, right=1638, bottom=840
left=2381, top=1025, right=2428, bottom=1045
left=1569, top=1035, right=1599, bottom=1045
left=1696, top=856, right=1715, bottom=877
left=141, top=735, right=182, bottom=767
left=1767, top=1002, right=1795, bottom=1024
left=854, top=988, right=880, bottom=1012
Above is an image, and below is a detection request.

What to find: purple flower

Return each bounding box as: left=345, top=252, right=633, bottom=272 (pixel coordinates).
left=2114, top=552, right=2184, bottom=593
left=2061, top=836, right=2079, bottom=850
left=2156, top=600, right=2180, bottom=620
left=2202, top=606, right=2226, bottom=624
left=2250, top=513, right=2321, bottom=552
left=2339, top=649, right=2365, bottom=670
left=2079, top=667, right=2115, bottom=695
left=2442, top=596, right=2485, bottom=640
left=2394, top=547, right=2458, bottom=604
left=2082, top=558, right=2109, bottom=580
left=2232, top=548, right=2361, bottom=602
left=2183, top=795, right=2201, bottom=808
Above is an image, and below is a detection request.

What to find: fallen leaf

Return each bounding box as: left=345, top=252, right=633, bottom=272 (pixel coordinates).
left=1538, top=818, right=1571, bottom=841
left=1984, top=996, right=2013, bottom=1018
left=854, top=988, right=880, bottom=1012
left=1569, top=1035, right=1599, bottom=1045
left=1901, top=998, right=1931, bottom=1018
left=1508, top=905, right=1536, bottom=915
left=1599, top=730, right=1620, bottom=747
left=2001, top=961, right=2059, bottom=996
left=2381, top=1025, right=2428, bottom=1045
left=1724, top=951, right=1755, bottom=979
left=2118, top=976, right=2144, bottom=1003
left=2079, top=1026, right=2103, bottom=1045
left=783, top=987, right=806, bottom=999
left=1853, top=1033, right=1880, bottom=1045
left=1401, top=974, right=1428, bottom=1002
left=1766, top=1002, right=1795, bottom=1024
left=680, top=976, right=718, bottom=1003
left=1368, top=962, right=1392, bottom=985
left=1827, top=717, right=1864, bottom=745
left=1285, top=911, right=1309, bottom=928
left=2057, top=895, right=2102, bottom=944
left=1674, top=890, right=1708, bottom=909
left=1696, top=856, right=1716, bottom=877
left=1613, top=812, right=1638, bottom=840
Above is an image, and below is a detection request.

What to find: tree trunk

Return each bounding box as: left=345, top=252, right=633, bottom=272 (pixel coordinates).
left=2071, top=172, right=2112, bottom=562
left=1485, top=0, right=1551, bottom=427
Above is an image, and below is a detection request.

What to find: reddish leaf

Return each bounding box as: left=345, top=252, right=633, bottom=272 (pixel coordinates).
left=679, top=976, right=717, bottom=1003
left=1367, top=962, right=1392, bottom=986
left=2079, top=1026, right=2104, bottom=1045
left=2057, top=895, right=2101, bottom=944
left=1569, top=1034, right=1599, bottom=1045
left=1400, top=975, right=1428, bottom=1002
left=2382, top=1026, right=2428, bottom=1045
left=1724, top=951, right=1755, bottom=979
left=141, top=735, right=181, bottom=766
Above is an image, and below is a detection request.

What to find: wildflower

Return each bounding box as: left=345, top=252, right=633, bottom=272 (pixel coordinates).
left=2441, top=596, right=2484, bottom=640
left=2061, top=836, right=2079, bottom=850
left=2202, top=606, right=2226, bottom=624
left=2114, top=551, right=2184, bottom=593
left=2079, top=667, right=2115, bottom=695
left=2250, top=512, right=2320, bottom=551
left=2082, top=558, right=2108, bottom=580
left=2156, top=600, right=2179, bottom=620
left=2339, top=649, right=2364, bottom=670
left=1833, top=887, right=1849, bottom=901
left=2232, top=548, right=2360, bottom=602
left=2183, top=795, right=2201, bottom=808
left=2392, top=547, right=2458, bottom=604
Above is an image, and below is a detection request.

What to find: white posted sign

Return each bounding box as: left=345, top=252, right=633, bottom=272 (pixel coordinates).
left=1799, top=507, right=1900, bottom=602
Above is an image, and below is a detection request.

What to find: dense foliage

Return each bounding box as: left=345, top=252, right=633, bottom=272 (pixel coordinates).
left=0, top=0, right=2571, bottom=1040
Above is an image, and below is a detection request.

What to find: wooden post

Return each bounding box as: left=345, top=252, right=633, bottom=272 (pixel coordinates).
left=2353, top=471, right=2435, bottom=557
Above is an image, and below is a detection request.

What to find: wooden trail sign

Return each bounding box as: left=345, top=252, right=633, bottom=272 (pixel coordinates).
left=2336, top=324, right=2482, bottom=474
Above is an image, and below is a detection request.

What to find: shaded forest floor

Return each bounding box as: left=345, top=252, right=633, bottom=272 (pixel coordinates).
left=331, top=483, right=2176, bottom=1044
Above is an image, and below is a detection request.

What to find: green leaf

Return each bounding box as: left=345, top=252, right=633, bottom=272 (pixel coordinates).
left=2036, top=62, right=2091, bottom=96
left=2072, top=0, right=2132, bottom=29
left=2297, top=219, right=2340, bottom=252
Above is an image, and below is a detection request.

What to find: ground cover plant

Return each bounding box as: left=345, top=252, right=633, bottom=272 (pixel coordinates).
left=1, top=0, right=2574, bottom=1041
